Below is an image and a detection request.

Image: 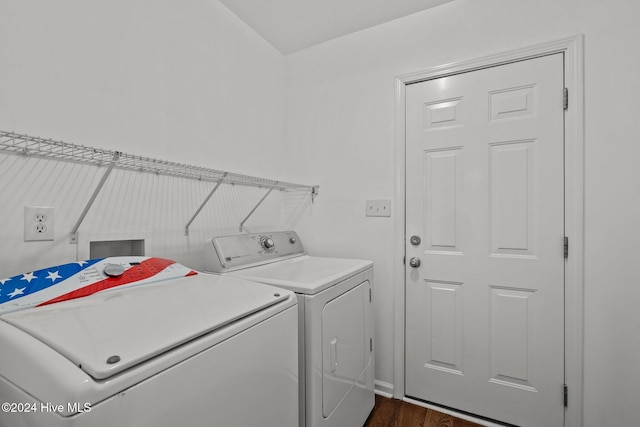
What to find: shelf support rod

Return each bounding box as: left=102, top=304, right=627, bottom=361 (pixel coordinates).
left=239, top=185, right=276, bottom=232
left=69, top=152, right=120, bottom=244
left=184, top=172, right=228, bottom=236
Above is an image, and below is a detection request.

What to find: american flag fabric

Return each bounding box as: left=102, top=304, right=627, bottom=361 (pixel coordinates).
left=0, top=257, right=197, bottom=314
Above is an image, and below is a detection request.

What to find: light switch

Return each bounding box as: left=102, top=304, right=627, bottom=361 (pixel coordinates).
left=366, top=200, right=391, bottom=217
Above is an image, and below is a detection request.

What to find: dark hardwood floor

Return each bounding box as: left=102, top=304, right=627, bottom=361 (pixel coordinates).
left=363, top=395, right=484, bottom=427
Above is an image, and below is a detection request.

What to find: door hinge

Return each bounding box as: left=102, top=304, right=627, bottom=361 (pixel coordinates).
left=564, top=384, right=568, bottom=407
left=369, top=288, right=372, bottom=302
left=370, top=338, right=373, bottom=352
left=564, top=236, right=569, bottom=259
left=563, top=87, right=569, bottom=111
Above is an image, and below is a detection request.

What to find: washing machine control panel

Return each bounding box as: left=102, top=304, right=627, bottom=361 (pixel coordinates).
left=0, top=257, right=197, bottom=314
left=208, top=231, right=304, bottom=272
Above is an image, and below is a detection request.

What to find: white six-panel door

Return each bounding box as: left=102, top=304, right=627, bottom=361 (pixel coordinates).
left=405, top=53, right=565, bottom=426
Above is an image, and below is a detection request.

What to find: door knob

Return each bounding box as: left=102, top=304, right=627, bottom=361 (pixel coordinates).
left=410, top=235, right=421, bottom=246
left=409, top=257, right=421, bottom=268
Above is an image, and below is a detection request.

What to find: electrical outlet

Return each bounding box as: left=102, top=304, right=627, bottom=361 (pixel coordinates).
left=24, top=206, right=55, bottom=241
left=366, top=199, right=391, bottom=217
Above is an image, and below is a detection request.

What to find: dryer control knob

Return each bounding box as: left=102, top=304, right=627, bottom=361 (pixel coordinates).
left=104, top=263, right=125, bottom=277
left=260, top=236, right=275, bottom=251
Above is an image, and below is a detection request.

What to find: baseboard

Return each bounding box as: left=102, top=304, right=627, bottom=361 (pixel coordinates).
left=403, top=397, right=508, bottom=427
left=374, top=380, right=394, bottom=398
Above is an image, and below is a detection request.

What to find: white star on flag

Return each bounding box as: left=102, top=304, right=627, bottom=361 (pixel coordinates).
left=76, top=261, right=87, bottom=266
left=46, top=271, right=62, bottom=282
left=20, top=272, right=37, bottom=283
left=8, top=287, right=26, bottom=298
left=0, top=278, right=10, bottom=286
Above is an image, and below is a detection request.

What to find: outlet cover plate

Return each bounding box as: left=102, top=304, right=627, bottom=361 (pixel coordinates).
left=366, top=199, right=391, bottom=217
left=24, top=206, right=55, bottom=241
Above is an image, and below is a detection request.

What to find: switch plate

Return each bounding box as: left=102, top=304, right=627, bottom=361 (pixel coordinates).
left=366, top=200, right=391, bottom=217
left=24, top=206, right=55, bottom=241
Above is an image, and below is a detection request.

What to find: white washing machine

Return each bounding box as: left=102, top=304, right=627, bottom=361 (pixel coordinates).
left=204, top=231, right=375, bottom=427
left=0, top=256, right=298, bottom=427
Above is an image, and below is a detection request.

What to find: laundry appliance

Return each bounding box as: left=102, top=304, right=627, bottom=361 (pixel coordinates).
left=0, top=256, right=298, bottom=427
left=204, top=231, right=374, bottom=427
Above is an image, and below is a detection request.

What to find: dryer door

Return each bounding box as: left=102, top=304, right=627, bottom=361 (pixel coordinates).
left=321, top=280, right=371, bottom=417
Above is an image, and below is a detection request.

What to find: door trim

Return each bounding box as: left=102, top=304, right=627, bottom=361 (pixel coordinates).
left=392, top=35, right=584, bottom=427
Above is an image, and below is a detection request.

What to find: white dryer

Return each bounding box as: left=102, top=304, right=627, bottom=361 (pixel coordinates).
left=0, top=256, right=298, bottom=427
left=204, top=231, right=374, bottom=427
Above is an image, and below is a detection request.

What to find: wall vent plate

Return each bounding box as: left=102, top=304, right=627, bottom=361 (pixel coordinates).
left=90, top=239, right=145, bottom=258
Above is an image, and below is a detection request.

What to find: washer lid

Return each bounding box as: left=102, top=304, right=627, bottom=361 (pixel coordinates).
left=1, top=274, right=289, bottom=380
left=228, top=255, right=372, bottom=295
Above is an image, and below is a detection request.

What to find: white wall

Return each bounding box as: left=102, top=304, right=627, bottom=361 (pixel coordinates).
left=2, top=0, right=640, bottom=424
left=285, top=0, right=640, bottom=425
left=0, top=0, right=300, bottom=276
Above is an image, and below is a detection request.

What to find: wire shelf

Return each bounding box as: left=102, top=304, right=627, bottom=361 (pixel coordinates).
left=0, top=130, right=318, bottom=240
left=0, top=130, right=316, bottom=191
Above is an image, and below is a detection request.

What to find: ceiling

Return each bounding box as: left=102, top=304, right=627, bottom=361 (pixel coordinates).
left=219, top=0, right=454, bottom=54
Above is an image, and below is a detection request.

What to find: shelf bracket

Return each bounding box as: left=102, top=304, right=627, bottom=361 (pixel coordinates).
left=184, top=172, right=228, bottom=236
left=69, top=152, right=120, bottom=244
left=239, top=185, right=276, bottom=232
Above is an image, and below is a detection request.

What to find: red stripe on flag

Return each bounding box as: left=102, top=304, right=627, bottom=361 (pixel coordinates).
left=38, top=258, right=179, bottom=307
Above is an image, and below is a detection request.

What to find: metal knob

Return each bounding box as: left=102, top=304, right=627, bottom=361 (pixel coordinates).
left=260, top=236, right=275, bottom=251
left=410, top=235, right=421, bottom=246
left=409, top=257, right=421, bottom=268
left=104, top=263, right=125, bottom=277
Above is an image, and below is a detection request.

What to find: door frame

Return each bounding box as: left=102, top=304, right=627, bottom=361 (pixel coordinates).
left=392, top=35, right=584, bottom=427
